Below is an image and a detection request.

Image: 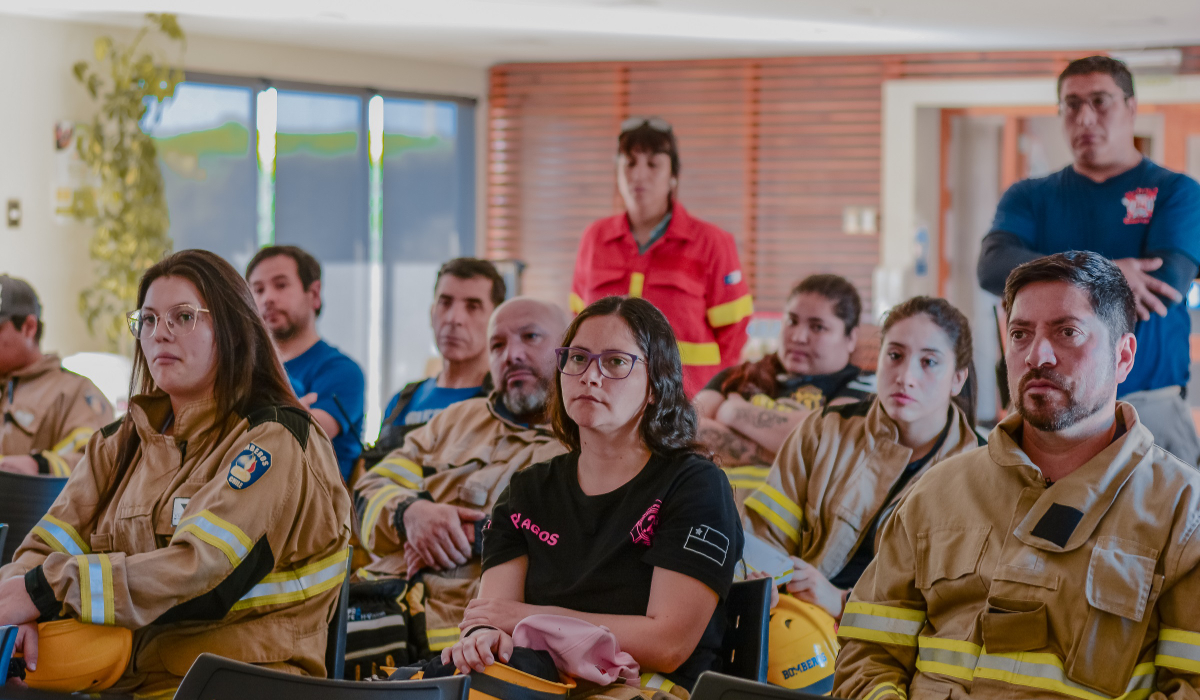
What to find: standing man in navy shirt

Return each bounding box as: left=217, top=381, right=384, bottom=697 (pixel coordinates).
left=247, top=245, right=365, bottom=480
left=977, top=56, right=1200, bottom=464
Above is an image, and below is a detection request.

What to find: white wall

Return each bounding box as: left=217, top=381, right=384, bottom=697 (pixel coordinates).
left=0, top=13, right=485, bottom=356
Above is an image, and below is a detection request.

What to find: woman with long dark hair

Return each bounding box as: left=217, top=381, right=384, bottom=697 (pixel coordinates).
left=0, top=250, right=349, bottom=694
left=745, top=296, right=980, bottom=620
left=448, top=296, right=743, bottom=696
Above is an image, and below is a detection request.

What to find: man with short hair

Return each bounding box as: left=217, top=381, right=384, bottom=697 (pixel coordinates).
left=247, top=245, right=365, bottom=481
left=836, top=251, right=1200, bottom=700
left=354, top=297, right=569, bottom=658
left=977, top=55, right=1200, bottom=464
left=0, top=275, right=113, bottom=476
left=372, top=258, right=506, bottom=459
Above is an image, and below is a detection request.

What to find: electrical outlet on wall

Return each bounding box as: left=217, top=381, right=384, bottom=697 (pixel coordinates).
left=5, top=199, right=20, bottom=229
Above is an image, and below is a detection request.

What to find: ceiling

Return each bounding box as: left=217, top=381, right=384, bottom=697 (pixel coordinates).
left=3, top=0, right=1200, bottom=68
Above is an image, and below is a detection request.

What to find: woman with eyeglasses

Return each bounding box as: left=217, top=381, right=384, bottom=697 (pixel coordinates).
left=570, top=117, right=754, bottom=399
left=447, top=296, right=742, bottom=697
left=0, top=250, right=349, bottom=694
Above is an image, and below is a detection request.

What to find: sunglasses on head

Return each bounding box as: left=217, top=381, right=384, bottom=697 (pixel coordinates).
left=620, top=117, right=673, bottom=135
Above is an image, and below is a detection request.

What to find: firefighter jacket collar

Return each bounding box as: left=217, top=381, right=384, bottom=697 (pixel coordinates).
left=3, top=353, right=62, bottom=383
left=486, top=390, right=555, bottom=435
left=989, top=402, right=1154, bottom=554
left=596, top=202, right=698, bottom=245
left=127, top=392, right=226, bottom=450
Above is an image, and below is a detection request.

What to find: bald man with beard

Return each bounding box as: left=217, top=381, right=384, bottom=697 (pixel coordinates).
left=353, top=298, right=570, bottom=662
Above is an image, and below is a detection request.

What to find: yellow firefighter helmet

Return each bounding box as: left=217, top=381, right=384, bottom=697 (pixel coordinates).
left=23, top=619, right=132, bottom=692
left=766, top=594, right=840, bottom=694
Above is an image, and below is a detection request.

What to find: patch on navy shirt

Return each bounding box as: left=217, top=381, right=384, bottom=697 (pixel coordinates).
left=227, top=442, right=272, bottom=490
left=1122, top=187, right=1158, bottom=225
left=724, top=270, right=742, bottom=285
left=684, top=525, right=730, bottom=565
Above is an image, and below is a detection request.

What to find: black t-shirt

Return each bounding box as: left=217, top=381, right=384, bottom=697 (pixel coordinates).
left=704, top=361, right=874, bottom=411
left=483, top=451, right=744, bottom=690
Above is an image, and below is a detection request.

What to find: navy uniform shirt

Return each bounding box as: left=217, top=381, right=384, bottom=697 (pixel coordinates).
left=990, top=159, right=1200, bottom=395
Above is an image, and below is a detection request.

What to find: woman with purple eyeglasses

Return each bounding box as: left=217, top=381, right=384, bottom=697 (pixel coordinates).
left=446, top=296, right=743, bottom=699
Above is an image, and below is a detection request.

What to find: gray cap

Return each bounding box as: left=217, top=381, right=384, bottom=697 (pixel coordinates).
left=0, top=275, right=42, bottom=323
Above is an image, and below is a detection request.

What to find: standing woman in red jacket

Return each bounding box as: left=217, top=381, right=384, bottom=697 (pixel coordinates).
left=570, top=117, right=754, bottom=397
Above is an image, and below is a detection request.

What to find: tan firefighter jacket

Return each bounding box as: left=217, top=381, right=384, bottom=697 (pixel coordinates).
left=834, top=403, right=1200, bottom=700
left=0, top=393, right=351, bottom=695
left=354, top=393, right=565, bottom=653
left=746, top=399, right=983, bottom=581
left=1, top=354, right=114, bottom=476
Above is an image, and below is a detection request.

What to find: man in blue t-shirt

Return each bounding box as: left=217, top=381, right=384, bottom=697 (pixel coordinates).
left=978, top=56, right=1200, bottom=464
left=372, top=259, right=506, bottom=462
left=246, top=245, right=365, bottom=480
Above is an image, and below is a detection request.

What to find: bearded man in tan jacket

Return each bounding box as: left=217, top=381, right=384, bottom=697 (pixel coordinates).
left=835, top=251, right=1200, bottom=700
left=354, top=297, right=569, bottom=658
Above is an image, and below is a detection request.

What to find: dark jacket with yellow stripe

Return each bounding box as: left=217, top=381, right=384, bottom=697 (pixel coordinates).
left=0, top=393, right=351, bottom=695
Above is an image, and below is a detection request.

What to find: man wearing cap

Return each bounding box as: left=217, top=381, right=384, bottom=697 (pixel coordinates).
left=0, top=275, right=114, bottom=476
left=835, top=252, right=1200, bottom=700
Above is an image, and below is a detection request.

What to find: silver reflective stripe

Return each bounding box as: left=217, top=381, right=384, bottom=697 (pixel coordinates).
left=917, top=646, right=980, bottom=672
left=35, top=519, right=86, bottom=555
left=87, top=558, right=106, bottom=623
left=975, top=655, right=1154, bottom=698
left=188, top=514, right=250, bottom=561
left=238, top=557, right=344, bottom=604
left=841, top=612, right=924, bottom=638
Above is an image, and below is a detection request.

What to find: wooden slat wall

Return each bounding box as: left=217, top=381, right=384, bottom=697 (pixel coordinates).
left=488, top=49, right=1200, bottom=313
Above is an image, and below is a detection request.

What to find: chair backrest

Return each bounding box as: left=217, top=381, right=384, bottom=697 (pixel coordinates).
left=326, top=545, right=353, bottom=679
left=0, top=525, right=8, bottom=566
left=719, top=578, right=772, bottom=682
left=691, top=671, right=841, bottom=700
left=175, top=652, right=471, bottom=700
left=0, top=472, right=68, bottom=564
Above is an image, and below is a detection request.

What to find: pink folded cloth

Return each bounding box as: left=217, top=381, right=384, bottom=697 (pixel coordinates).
left=513, top=614, right=641, bottom=686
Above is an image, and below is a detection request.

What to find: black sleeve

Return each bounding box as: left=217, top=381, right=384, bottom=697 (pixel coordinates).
left=481, top=483, right=528, bottom=571
left=977, top=231, right=1042, bottom=296
left=1145, top=248, right=1199, bottom=302
left=643, top=458, right=744, bottom=599
left=701, top=368, right=732, bottom=394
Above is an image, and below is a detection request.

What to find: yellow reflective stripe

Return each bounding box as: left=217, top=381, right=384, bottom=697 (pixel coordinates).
left=726, top=465, right=770, bottom=490
left=629, top=272, right=645, bottom=298
left=41, top=451, right=71, bottom=477
left=744, top=484, right=803, bottom=544
left=232, top=548, right=349, bottom=611
left=676, top=340, right=721, bottom=366
left=52, top=426, right=94, bottom=456
left=1156, top=628, right=1200, bottom=673
left=355, top=567, right=379, bottom=581
left=175, top=510, right=253, bottom=567
left=33, top=514, right=90, bottom=555
left=371, top=458, right=424, bottom=490
left=916, top=636, right=981, bottom=681
left=569, top=293, right=586, bottom=314
left=428, top=627, right=461, bottom=651
left=360, top=484, right=405, bottom=551
left=707, top=294, right=754, bottom=327
left=974, top=655, right=1154, bottom=700
left=839, top=602, right=925, bottom=647
left=76, top=553, right=115, bottom=625
left=864, top=682, right=907, bottom=700
left=641, top=673, right=676, bottom=692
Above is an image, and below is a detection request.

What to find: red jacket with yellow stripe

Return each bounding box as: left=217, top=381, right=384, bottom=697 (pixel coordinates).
left=570, top=203, right=753, bottom=396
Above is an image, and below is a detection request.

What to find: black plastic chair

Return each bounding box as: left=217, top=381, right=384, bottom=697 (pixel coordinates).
left=691, top=670, right=842, bottom=700
left=175, top=652, right=471, bottom=700
left=0, top=525, right=7, bottom=565
left=326, top=545, right=353, bottom=679
left=719, top=578, right=772, bottom=682
left=0, top=472, right=68, bottom=564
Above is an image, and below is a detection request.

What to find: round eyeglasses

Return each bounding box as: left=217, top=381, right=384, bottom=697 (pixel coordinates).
left=127, top=304, right=211, bottom=340
left=555, top=347, right=641, bottom=380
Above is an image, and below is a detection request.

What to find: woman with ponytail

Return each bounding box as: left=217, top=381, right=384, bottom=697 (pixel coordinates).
left=744, top=296, right=981, bottom=621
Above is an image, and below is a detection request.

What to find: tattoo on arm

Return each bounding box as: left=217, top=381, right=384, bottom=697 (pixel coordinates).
left=734, top=406, right=792, bottom=430
left=698, top=425, right=762, bottom=465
